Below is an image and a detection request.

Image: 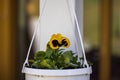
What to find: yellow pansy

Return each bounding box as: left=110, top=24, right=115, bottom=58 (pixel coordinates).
left=49, top=33, right=70, bottom=49
left=61, top=37, right=70, bottom=48
left=49, top=34, right=61, bottom=49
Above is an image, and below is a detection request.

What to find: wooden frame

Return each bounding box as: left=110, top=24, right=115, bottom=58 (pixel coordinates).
left=100, top=0, right=112, bottom=80
left=0, top=0, right=18, bottom=80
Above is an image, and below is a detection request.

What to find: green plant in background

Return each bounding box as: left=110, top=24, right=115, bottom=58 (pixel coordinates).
left=29, top=33, right=87, bottom=69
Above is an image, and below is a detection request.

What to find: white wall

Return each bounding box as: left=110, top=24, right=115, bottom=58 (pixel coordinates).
left=30, top=0, right=83, bottom=55
left=75, top=0, right=83, bottom=56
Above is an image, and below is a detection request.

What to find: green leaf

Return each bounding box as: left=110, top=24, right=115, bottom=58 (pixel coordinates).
left=29, top=59, right=35, bottom=63
left=39, top=59, right=53, bottom=69
left=34, top=51, right=45, bottom=60
left=71, top=56, right=78, bottom=64
left=31, top=61, right=40, bottom=68
left=62, top=51, right=73, bottom=64
left=45, top=47, right=53, bottom=58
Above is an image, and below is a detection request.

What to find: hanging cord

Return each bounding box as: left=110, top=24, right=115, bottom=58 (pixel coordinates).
left=22, top=0, right=48, bottom=70
left=68, top=0, right=89, bottom=68
left=66, top=0, right=81, bottom=63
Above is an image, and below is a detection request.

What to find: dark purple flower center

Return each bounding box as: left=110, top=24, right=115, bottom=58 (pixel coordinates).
left=62, top=39, right=68, bottom=46
left=52, top=40, right=59, bottom=47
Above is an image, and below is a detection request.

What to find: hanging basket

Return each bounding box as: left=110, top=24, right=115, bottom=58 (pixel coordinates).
left=22, top=0, right=92, bottom=80
left=23, top=67, right=92, bottom=80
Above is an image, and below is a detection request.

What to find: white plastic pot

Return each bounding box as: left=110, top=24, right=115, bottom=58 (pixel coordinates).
left=22, top=67, right=92, bottom=80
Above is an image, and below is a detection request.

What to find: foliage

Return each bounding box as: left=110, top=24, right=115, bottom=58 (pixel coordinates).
left=28, top=33, right=87, bottom=69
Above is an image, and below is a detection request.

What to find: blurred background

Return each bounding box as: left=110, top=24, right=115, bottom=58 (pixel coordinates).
left=0, top=0, right=119, bottom=80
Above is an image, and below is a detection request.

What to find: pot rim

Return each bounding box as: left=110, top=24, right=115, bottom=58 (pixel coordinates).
left=22, top=66, right=92, bottom=76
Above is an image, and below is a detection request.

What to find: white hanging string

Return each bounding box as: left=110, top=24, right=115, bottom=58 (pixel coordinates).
left=66, top=0, right=81, bottom=63
left=69, top=0, right=89, bottom=67
left=22, top=0, right=48, bottom=69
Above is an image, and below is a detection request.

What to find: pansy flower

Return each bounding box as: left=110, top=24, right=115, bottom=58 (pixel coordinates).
left=49, top=33, right=62, bottom=49
left=61, top=37, right=70, bottom=48
left=49, top=33, right=70, bottom=49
